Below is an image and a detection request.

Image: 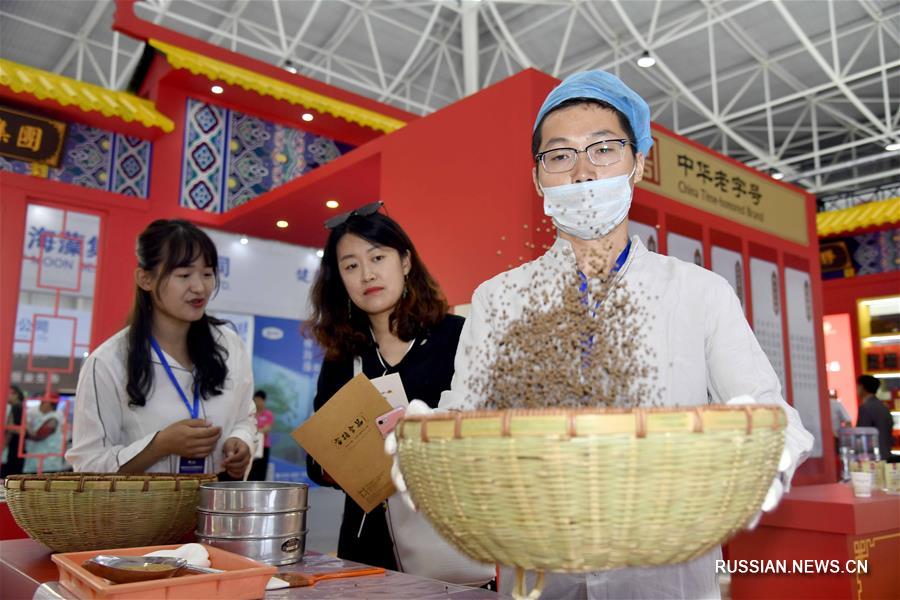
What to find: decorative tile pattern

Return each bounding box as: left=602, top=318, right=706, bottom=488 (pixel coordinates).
left=180, top=98, right=228, bottom=212
left=852, top=228, right=899, bottom=276
left=0, top=123, right=152, bottom=199
left=111, top=135, right=152, bottom=197
left=178, top=98, right=353, bottom=213
left=0, top=154, right=32, bottom=176
left=226, top=112, right=274, bottom=211
left=49, top=123, right=113, bottom=190
left=821, top=227, right=900, bottom=280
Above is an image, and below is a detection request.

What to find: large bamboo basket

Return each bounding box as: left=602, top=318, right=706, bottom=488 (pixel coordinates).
left=396, top=405, right=786, bottom=574
left=4, top=473, right=217, bottom=552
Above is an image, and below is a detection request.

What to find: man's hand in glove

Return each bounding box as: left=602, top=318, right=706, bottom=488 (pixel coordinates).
left=383, top=399, right=435, bottom=511
left=727, top=395, right=797, bottom=530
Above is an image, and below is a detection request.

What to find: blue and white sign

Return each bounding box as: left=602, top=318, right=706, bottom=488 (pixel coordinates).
left=203, top=229, right=321, bottom=320
left=208, top=310, right=255, bottom=358
left=20, top=205, right=99, bottom=297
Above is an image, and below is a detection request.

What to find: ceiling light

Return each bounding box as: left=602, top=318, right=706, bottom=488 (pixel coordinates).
left=316, top=249, right=324, bottom=258
left=771, top=172, right=784, bottom=180
left=210, top=85, right=224, bottom=94
left=284, top=61, right=298, bottom=74
left=301, top=113, right=314, bottom=122
left=886, top=142, right=900, bottom=152
left=239, top=236, right=249, bottom=245
left=325, top=199, right=340, bottom=209
left=637, top=51, right=656, bottom=68
left=276, top=220, right=289, bottom=229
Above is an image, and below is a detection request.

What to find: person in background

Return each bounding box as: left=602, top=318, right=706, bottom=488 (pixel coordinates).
left=66, top=219, right=256, bottom=476
left=829, top=389, right=851, bottom=451
left=1, top=385, right=25, bottom=477
left=856, top=375, right=895, bottom=463
left=249, top=390, right=273, bottom=481
left=305, top=202, right=465, bottom=571
left=24, top=393, right=67, bottom=473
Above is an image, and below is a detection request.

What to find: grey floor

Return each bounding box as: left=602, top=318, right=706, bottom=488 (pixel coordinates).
left=305, top=485, right=344, bottom=555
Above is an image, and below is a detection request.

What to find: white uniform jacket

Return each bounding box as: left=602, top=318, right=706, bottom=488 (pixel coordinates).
left=66, top=325, right=257, bottom=474
left=440, top=235, right=814, bottom=599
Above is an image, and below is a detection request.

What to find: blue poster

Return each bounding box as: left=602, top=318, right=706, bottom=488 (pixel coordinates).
left=251, top=316, right=322, bottom=482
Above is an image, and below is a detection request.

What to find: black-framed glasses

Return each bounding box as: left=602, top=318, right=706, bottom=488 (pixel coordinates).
left=535, top=139, right=633, bottom=173
left=324, top=201, right=384, bottom=229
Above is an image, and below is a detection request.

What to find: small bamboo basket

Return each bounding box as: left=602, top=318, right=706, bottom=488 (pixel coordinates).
left=397, top=405, right=786, bottom=594
left=4, top=473, right=217, bottom=552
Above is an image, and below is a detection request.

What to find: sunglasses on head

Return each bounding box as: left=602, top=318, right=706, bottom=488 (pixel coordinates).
left=324, top=201, right=384, bottom=230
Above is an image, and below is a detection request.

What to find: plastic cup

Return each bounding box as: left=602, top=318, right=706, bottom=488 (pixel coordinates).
left=850, top=471, right=873, bottom=498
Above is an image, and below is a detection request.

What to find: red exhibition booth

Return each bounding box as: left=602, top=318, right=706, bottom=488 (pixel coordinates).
left=1, top=1, right=897, bottom=598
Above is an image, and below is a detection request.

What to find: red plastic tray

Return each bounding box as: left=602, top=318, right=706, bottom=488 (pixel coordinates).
left=51, top=543, right=276, bottom=600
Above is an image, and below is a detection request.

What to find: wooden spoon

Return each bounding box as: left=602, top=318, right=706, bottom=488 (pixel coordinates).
left=277, top=566, right=385, bottom=587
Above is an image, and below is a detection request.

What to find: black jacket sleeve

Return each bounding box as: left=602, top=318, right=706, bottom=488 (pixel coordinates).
left=856, top=403, right=873, bottom=427
left=305, top=358, right=352, bottom=488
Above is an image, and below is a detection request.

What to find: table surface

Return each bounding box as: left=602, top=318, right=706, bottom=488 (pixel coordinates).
left=759, top=483, right=900, bottom=535
left=0, top=538, right=499, bottom=599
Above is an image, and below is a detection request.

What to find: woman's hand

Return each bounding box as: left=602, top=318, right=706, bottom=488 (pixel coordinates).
left=221, top=437, right=251, bottom=479
left=155, top=419, right=221, bottom=459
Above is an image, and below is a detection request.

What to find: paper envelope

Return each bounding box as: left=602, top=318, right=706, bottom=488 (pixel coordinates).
left=292, top=374, right=395, bottom=513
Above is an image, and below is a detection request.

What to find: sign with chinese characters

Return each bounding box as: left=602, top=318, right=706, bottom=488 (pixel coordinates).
left=818, top=241, right=854, bottom=277
left=13, top=204, right=100, bottom=403
left=711, top=246, right=746, bottom=312
left=203, top=228, right=321, bottom=320
left=639, top=128, right=810, bottom=245
left=0, top=105, right=67, bottom=167
left=627, top=220, right=658, bottom=253
left=785, top=268, right=823, bottom=458
left=750, top=258, right=787, bottom=393
left=19, top=205, right=99, bottom=298
left=667, top=232, right=703, bottom=266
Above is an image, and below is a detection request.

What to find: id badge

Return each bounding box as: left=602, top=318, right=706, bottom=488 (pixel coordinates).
left=179, top=457, right=205, bottom=474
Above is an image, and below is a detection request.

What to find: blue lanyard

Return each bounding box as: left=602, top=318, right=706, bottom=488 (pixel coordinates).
left=149, top=337, right=200, bottom=419
left=578, top=239, right=631, bottom=296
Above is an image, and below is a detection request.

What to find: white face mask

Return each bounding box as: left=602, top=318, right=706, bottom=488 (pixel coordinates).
left=541, top=167, right=635, bottom=240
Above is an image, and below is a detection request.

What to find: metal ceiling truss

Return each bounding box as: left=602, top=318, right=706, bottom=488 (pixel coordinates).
left=1, top=0, right=896, bottom=205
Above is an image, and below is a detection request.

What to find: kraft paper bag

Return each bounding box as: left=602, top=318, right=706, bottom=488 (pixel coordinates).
left=292, top=374, right=395, bottom=513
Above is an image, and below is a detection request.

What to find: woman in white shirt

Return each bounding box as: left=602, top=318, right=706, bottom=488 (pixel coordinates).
left=66, top=220, right=256, bottom=476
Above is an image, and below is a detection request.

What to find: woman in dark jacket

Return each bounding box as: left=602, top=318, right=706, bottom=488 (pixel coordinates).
left=305, top=202, right=463, bottom=570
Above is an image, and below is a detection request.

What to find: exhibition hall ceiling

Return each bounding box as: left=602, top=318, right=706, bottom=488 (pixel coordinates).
left=1, top=0, right=898, bottom=206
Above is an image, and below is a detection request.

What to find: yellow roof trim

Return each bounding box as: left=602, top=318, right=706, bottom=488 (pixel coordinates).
left=150, top=39, right=406, bottom=134
left=817, top=197, right=900, bottom=237
left=0, top=59, right=174, bottom=133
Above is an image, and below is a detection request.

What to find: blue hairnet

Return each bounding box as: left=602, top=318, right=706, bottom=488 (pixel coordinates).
left=533, top=70, right=653, bottom=155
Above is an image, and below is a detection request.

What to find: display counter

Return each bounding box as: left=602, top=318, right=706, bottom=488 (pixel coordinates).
left=0, top=538, right=498, bottom=599
left=728, top=483, right=899, bottom=599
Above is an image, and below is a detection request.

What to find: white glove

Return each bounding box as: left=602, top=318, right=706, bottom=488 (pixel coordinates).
left=145, top=543, right=211, bottom=568
left=383, top=399, right=435, bottom=511
left=726, top=395, right=794, bottom=530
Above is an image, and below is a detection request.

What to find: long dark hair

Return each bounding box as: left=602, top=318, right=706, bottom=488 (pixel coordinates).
left=308, top=212, right=448, bottom=361
left=126, top=219, right=228, bottom=407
